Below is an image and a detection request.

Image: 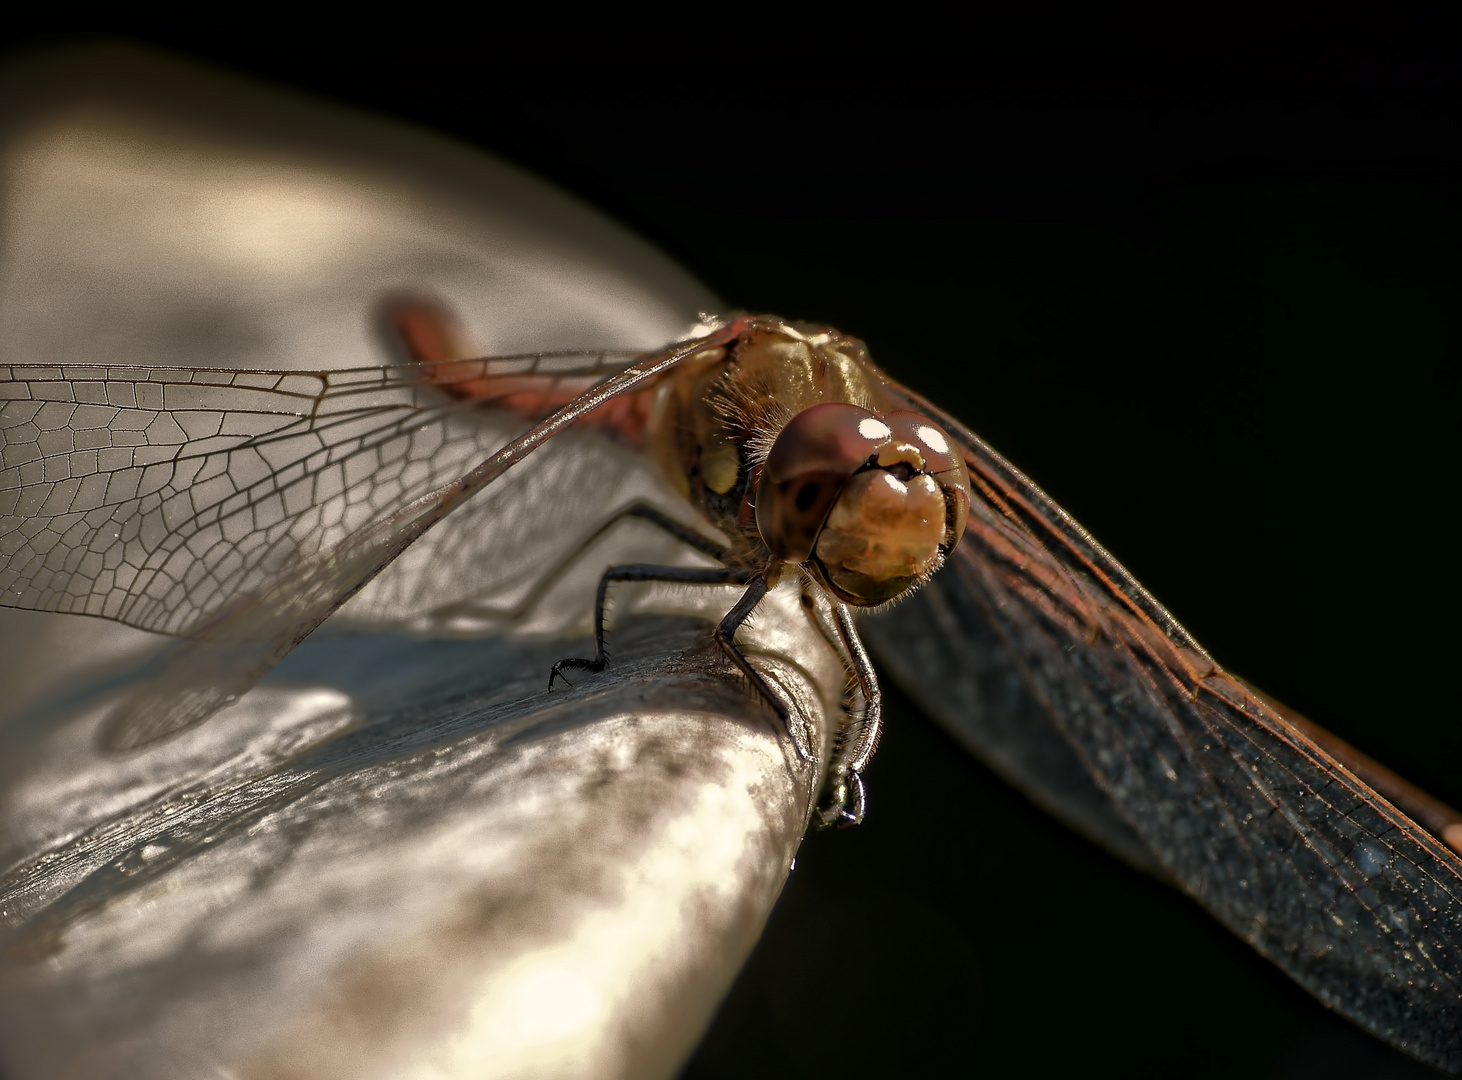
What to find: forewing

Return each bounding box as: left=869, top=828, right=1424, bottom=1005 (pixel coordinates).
left=0, top=343, right=699, bottom=750
left=0, top=353, right=634, bottom=635
left=870, top=378, right=1462, bottom=1072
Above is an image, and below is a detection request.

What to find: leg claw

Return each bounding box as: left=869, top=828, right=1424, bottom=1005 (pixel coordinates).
left=816, top=770, right=867, bottom=829
left=548, top=657, right=604, bottom=691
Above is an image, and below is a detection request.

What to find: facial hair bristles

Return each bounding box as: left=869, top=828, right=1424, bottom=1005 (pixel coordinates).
left=711, top=368, right=797, bottom=467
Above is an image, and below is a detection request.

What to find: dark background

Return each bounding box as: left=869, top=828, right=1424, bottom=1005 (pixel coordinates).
left=3, top=5, right=1459, bottom=1076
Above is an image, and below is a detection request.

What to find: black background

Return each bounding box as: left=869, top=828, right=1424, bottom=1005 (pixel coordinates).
left=2, top=6, right=1459, bottom=1077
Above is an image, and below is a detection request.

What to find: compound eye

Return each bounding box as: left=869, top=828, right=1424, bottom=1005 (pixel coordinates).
left=756, top=403, right=888, bottom=563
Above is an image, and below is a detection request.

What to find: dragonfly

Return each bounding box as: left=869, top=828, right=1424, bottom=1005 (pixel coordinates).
left=0, top=306, right=1459, bottom=1071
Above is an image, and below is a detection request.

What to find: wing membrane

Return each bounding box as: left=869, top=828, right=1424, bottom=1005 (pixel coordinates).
left=0, top=352, right=635, bottom=635
left=871, top=378, right=1462, bottom=1071
left=0, top=339, right=708, bottom=750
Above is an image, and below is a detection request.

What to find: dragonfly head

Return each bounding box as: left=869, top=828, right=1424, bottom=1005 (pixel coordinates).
left=755, top=403, right=970, bottom=606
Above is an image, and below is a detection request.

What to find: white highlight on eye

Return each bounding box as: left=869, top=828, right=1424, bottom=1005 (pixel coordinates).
left=858, top=417, right=891, bottom=441
left=916, top=424, right=950, bottom=454
left=878, top=471, right=909, bottom=495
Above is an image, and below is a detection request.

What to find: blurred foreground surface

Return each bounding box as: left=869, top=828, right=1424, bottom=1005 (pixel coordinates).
left=0, top=45, right=841, bottom=1080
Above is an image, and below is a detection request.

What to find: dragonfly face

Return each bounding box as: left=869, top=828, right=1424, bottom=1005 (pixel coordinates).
left=756, top=402, right=970, bottom=606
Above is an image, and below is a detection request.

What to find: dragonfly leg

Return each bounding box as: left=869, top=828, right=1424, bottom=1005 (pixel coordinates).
left=617, top=503, right=729, bottom=560
left=432, top=501, right=729, bottom=628
left=712, top=573, right=810, bottom=738
left=711, top=574, right=832, bottom=776
left=815, top=601, right=882, bottom=828
left=549, top=565, right=752, bottom=688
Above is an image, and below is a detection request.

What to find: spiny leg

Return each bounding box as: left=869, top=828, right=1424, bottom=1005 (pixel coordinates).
left=816, top=600, right=882, bottom=828
left=432, top=501, right=728, bottom=628
left=712, top=573, right=812, bottom=746
left=612, top=504, right=729, bottom=560
left=549, top=565, right=753, bottom=688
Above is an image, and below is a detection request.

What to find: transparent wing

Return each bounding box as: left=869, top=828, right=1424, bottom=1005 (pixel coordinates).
left=334, top=426, right=680, bottom=633
left=869, top=378, right=1462, bottom=1073
left=0, top=335, right=714, bottom=750
left=0, top=352, right=639, bottom=633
